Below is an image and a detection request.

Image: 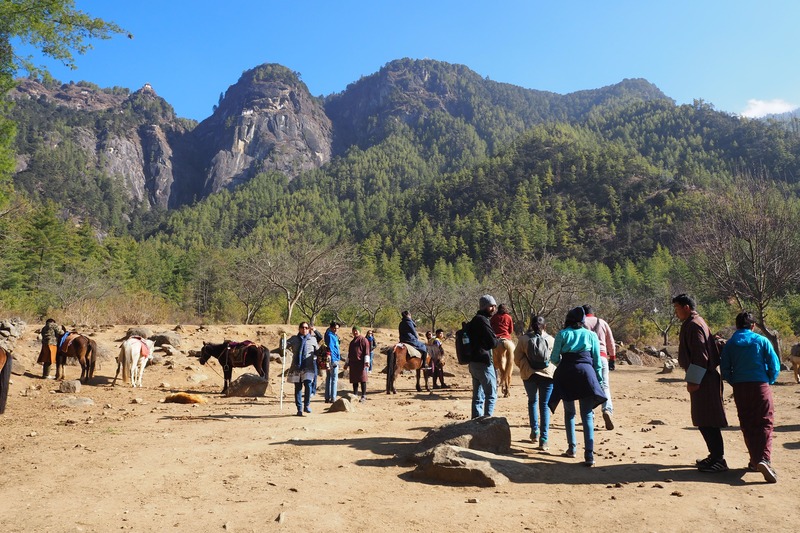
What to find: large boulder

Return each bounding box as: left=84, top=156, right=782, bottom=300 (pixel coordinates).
left=151, top=331, right=182, bottom=348
left=413, top=416, right=511, bottom=457
left=411, top=444, right=509, bottom=487
left=225, top=373, right=268, bottom=397
left=125, top=327, right=153, bottom=340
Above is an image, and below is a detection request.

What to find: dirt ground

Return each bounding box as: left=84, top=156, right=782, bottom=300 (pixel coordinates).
left=1, top=323, right=798, bottom=533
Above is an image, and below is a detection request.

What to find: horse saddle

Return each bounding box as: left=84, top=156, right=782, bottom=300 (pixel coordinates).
left=130, top=336, right=151, bottom=358
left=58, top=332, right=80, bottom=353
left=226, top=341, right=254, bottom=367
left=396, top=343, right=422, bottom=360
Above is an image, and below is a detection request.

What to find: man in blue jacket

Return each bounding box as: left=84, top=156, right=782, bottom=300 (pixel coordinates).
left=324, top=322, right=341, bottom=404
left=720, top=311, right=780, bottom=483
left=466, top=295, right=500, bottom=418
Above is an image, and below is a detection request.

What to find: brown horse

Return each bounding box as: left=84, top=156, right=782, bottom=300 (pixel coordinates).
left=56, top=334, right=97, bottom=383
left=386, top=343, right=431, bottom=394
left=0, top=347, right=10, bottom=414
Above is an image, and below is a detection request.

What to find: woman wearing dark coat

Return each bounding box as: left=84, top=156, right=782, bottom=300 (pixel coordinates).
left=548, top=306, right=606, bottom=466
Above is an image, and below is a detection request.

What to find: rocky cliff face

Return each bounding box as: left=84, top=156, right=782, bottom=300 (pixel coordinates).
left=192, top=64, right=333, bottom=195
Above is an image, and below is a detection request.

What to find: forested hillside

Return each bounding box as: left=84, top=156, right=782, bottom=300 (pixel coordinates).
left=4, top=59, right=800, bottom=345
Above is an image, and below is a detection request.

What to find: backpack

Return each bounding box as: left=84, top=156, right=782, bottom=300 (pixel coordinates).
left=526, top=332, right=551, bottom=369
left=455, top=322, right=473, bottom=365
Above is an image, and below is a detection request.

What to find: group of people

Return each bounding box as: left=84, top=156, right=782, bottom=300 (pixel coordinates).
left=285, top=321, right=376, bottom=416
left=283, top=291, right=781, bottom=482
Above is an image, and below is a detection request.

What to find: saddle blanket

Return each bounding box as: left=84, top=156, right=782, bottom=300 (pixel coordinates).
left=394, top=343, right=422, bottom=359
left=58, top=332, right=80, bottom=353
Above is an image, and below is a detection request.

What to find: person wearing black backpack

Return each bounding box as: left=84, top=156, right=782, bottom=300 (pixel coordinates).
left=466, top=295, right=500, bottom=418
left=514, top=314, right=555, bottom=450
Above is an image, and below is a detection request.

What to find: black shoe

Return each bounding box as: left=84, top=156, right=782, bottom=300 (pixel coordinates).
left=698, top=458, right=728, bottom=473
left=696, top=456, right=714, bottom=467
left=757, top=460, right=777, bottom=483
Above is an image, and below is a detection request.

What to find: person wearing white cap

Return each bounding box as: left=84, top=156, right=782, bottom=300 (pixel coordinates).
left=465, top=294, right=500, bottom=418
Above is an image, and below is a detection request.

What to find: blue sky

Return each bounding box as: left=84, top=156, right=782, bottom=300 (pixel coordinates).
left=17, top=0, right=799, bottom=121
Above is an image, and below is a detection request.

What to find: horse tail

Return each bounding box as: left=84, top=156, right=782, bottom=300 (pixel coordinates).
left=88, top=339, right=97, bottom=377
left=121, top=342, right=131, bottom=383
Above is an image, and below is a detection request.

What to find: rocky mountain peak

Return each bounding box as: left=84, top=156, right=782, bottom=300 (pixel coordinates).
left=193, top=63, right=332, bottom=194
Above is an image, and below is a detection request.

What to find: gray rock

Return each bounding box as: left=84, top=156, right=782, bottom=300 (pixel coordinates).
left=59, top=380, right=82, bottom=394
left=161, top=344, right=182, bottom=356
left=187, top=374, right=208, bottom=383
left=151, top=331, right=181, bottom=348
left=125, top=327, right=153, bottom=339
left=328, top=398, right=353, bottom=412
left=413, top=416, right=511, bottom=456
left=625, top=351, right=644, bottom=366
left=55, top=396, right=95, bottom=408
left=226, top=373, right=268, bottom=397
left=10, top=355, right=27, bottom=376
left=411, top=444, right=509, bottom=487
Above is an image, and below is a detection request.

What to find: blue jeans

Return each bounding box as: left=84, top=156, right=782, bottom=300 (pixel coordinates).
left=523, top=375, right=553, bottom=444
left=325, top=364, right=339, bottom=402
left=564, top=397, right=595, bottom=460
left=294, top=379, right=312, bottom=413
left=600, top=356, right=613, bottom=413
left=469, top=362, right=497, bottom=418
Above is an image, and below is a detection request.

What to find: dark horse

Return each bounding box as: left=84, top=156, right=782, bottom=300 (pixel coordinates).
left=56, top=334, right=97, bottom=383
left=386, top=343, right=431, bottom=394
left=198, top=340, right=269, bottom=394
left=0, top=347, right=11, bottom=414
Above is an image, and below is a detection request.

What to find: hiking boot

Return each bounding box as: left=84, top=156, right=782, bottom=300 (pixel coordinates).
left=584, top=453, right=595, bottom=467
left=757, top=460, right=777, bottom=483
left=561, top=448, right=577, bottom=459
left=303, top=406, right=312, bottom=413
left=698, top=458, right=728, bottom=473
left=537, top=440, right=549, bottom=451
left=359, top=396, right=367, bottom=403
left=296, top=411, right=303, bottom=417
left=602, top=410, right=614, bottom=430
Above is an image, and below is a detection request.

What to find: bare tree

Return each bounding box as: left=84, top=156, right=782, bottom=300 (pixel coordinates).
left=297, top=255, right=357, bottom=326
left=487, top=247, right=587, bottom=332
left=254, top=240, right=355, bottom=324
left=406, top=275, right=455, bottom=332
left=680, top=178, right=800, bottom=354
left=230, top=253, right=274, bottom=324
left=38, top=265, right=117, bottom=313
left=350, top=272, right=390, bottom=328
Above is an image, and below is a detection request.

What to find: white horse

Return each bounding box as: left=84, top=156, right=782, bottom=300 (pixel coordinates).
left=113, top=336, right=155, bottom=387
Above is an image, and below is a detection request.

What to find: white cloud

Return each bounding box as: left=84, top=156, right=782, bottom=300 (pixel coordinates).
left=740, top=98, right=798, bottom=118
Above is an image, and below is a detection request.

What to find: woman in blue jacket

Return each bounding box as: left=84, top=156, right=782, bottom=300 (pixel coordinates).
left=720, top=311, right=780, bottom=483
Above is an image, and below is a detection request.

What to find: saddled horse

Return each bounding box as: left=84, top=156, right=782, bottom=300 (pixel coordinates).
left=386, top=343, right=431, bottom=394
left=113, top=336, right=156, bottom=388
left=493, top=338, right=516, bottom=397
left=198, top=340, right=269, bottom=394
left=0, top=347, right=11, bottom=414
left=56, top=334, right=97, bottom=383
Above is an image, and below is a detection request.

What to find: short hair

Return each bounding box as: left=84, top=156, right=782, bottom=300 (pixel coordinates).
left=671, top=293, right=696, bottom=310
left=401, top=310, right=411, bottom=318
left=45, top=318, right=56, bottom=324
left=497, top=303, right=509, bottom=315
left=435, top=328, right=444, bottom=335
left=299, top=321, right=310, bottom=329
left=582, top=304, right=595, bottom=315
left=425, top=330, right=432, bottom=337
left=736, top=311, right=756, bottom=329
left=330, top=321, right=339, bottom=328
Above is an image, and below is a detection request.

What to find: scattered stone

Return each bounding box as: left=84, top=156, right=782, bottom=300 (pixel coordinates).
left=28, top=431, right=38, bottom=437
left=160, top=382, right=170, bottom=389
left=671, top=491, right=683, bottom=497
left=647, top=420, right=666, bottom=425
left=59, top=380, right=81, bottom=394
left=276, top=512, right=286, bottom=524
left=55, top=396, right=95, bottom=408
left=328, top=398, right=353, bottom=413
left=131, top=398, right=145, bottom=404
left=467, top=498, right=479, bottom=504
left=444, top=411, right=467, bottom=420
left=653, top=483, right=664, bottom=488
left=226, top=373, right=268, bottom=397
left=187, top=374, right=209, bottom=383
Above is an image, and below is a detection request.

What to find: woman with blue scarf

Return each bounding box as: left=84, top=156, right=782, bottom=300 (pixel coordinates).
left=288, top=322, right=319, bottom=416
